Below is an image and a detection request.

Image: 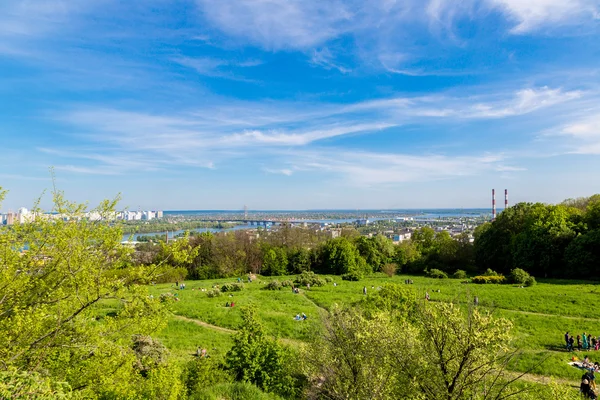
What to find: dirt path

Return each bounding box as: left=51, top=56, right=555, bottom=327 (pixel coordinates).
left=174, top=315, right=236, bottom=334
left=496, top=308, right=600, bottom=322
left=506, top=370, right=578, bottom=387
left=173, top=314, right=305, bottom=347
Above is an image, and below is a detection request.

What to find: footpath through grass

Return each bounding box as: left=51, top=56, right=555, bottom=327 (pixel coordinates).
left=150, top=274, right=600, bottom=383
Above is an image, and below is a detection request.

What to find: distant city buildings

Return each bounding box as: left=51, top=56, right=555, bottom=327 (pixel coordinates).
left=0, top=208, right=165, bottom=225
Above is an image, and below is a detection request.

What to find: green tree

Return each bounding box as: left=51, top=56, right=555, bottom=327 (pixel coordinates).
left=393, top=241, right=421, bottom=273
left=225, top=307, right=298, bottom=398
left=0, top=188, right=178, bottom=398
left=564, top=229, right=600, bottom=277
left=355, top=235, right=395, bottom=272
left=411, top=227, right=436, bottom=253
left=262, top=247, right=288, bottom=276
left=319, top=237, right=369, bottom=279
left=288, top=248, right=312, bottom=273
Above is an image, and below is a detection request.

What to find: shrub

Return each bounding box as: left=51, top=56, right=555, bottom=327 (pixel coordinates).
left=509, top=268, right=531, bottom=285
left=341, top=272, right=361, bottom=281
left=471, top=275, right=506, bottom=284
left=264, top=280, right=282, bottom=291
left=281, top=280, right=293, bottom=287
left=382, top=263, right=397, bottom=277
left=206, top=289, right=221, bottom=298
left=452, top=270, right=468, bottom=279
left=427, top=269, right=448, bottom=279
left=159, top=292, right=177, bottom=303
left=294, top=271, right=326, bottom=287
left=525, top=276, right=536, bottom=287
left=221, top=283, right=244, bottom=293
left=324, top=276, right=334, bottom=283
left=483, top=268, right=499, bottom=276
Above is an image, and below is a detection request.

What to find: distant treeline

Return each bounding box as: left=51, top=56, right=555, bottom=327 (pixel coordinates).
left=135, top=224, right=475, bottom=282
left=474, top=194, right=600, bottom=279
left=135, top=194, right=600, bottom=282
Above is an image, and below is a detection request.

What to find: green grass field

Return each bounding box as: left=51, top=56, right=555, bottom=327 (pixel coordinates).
left=149, top=274, right=600, bottom=386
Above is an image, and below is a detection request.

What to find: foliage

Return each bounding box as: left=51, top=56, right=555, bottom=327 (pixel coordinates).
left=381, top=263, right=397, bottom=277
left=427, top=268, right=448, bottom=279
left=225, top=307, right=299, bottom=398
left=131, top=335, right=169, bottom=377
left=474, top=201, right=586, bottom=278
left=524, top=276, right=536, bottom=287
left=471, top=275, right=506, bottom=284
left=264, top=280, right=282, bottom=290
left=341, top=272, right=361, bottom=281
left=509, top=268, right=532, bottom=285
left=0, top=369, right=72, bottom=399
left=262, top=247, right=288, bottom=276
left=206, top=289, right=222, bottom=298
left=355, top=235, right=395, bottom=272
left=183, top=357, right=232, bottom=398
left=319, top=237, right=370, bottom=280
left=303, top=306, right=406, bottom=400
left=190, top=382, right=283, bottom=400
left=221, top=282, right=245, bottom=292
left=294, top=271, right=325, bottom=287
left=483, top=268, right=500, bottom=276
left=397, top=303, right=518, bottom=400
left=0, top=189, right=174, bottom=397
left=305, top=299, right=523, bottom=400
left=393, top=241, right=422, bottom=273
left=452, top=269, right=468, bottom=279
left=281, top=280, right=293, bottom=287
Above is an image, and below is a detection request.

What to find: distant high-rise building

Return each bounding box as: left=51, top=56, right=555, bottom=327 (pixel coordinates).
left=157, top=211, right=164, bottom=219
left=7, top=212, right=15, bottom=225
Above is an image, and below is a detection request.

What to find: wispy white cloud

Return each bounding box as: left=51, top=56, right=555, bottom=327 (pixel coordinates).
left=552, top=112, right=600, bottom=154
left=263, top=167, right=294, bottom=176
left=45, top=84, right=583, bottom=175
left=194, top=0, right=352, bottom=50
left=310, top=48, right=351, bottom=73
left=488, top=0, right=600, bottom=33
left=173, top=56, right=262, bottom=81
left=284, top=149, right=510, bottom=186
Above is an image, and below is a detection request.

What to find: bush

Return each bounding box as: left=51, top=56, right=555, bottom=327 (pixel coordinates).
left=221, top=283, right=244, bottom=293
left=427, top=269, right=448, bottom=279
left=206, top=289, right=222, bottom=298
left=324, top=276, right=334, bottom=283
left=341, top=272, right=361, bottom=281
left=382, top=263, right=397, bottom=277
left=483, top=268, right=499, bottom=276
left=525, top=276, right=536, bottom=287
left=264, top=280, right=282, bottom=291
left=159, top=292, right=178, bottom=303
left=154, top=267, right=188, bottom=284
left=294, top=271, right=326, bottom=287
left=452, top=270, right=468, bottom=279
left=471, top=275, right=506, bottom=284
left=281, top=280, right=293, bottom=287
left=509, top=268, right=531, bottom=285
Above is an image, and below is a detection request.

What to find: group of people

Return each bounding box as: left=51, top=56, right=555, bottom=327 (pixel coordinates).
left=225, top=301, right=235, bottom=307
left=175, top=281, right=186, bottom=290
left=294, top=313, right=308, bottom=321
left=566, top=332, right=600, bottom=352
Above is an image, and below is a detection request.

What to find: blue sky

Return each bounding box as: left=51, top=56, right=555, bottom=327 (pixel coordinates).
left=1, top=0, right=600, bottom=210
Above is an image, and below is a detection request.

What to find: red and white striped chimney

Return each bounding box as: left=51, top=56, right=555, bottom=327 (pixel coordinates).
left=492, top=189, right=496, bottom=221
left=504, top=189, right=508, bottom=211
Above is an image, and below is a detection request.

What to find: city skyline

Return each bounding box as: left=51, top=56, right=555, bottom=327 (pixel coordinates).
left=1, top=1, right=600, bottom=210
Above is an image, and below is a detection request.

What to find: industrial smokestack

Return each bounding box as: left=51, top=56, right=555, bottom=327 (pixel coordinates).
left=504, top=189, right=508, bottom=211
left=492, top=189, right=496, bottom=221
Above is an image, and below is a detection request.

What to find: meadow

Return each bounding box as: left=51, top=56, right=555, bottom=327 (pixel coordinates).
left=149, top=274, right=600, bottom=386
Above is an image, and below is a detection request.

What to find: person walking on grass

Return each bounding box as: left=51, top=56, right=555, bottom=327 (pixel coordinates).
left=578, top=335, right=583, bottom=351
left=570, top=335, right=575, bottom=352
left=584, top=333, right=590, bottom=350
left=363, top=286, right=367, bottom=296
left=566, top=332, right=571, bottom=350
